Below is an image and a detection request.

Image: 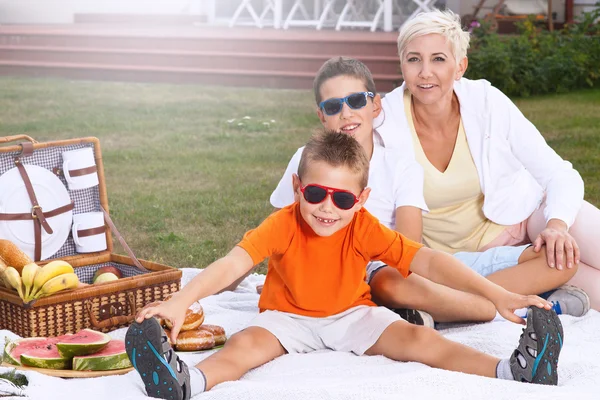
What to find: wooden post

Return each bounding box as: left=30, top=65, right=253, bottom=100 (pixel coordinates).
left=565, top=0, right=574, bottom=24
left=548, top=0, right=554, bottom=31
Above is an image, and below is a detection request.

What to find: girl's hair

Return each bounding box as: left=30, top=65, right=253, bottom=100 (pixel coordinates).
left=397, top=8, right=470, bottom=65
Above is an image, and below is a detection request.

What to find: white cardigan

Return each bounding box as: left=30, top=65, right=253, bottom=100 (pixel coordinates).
left=374, top=78, right=584, bottom=228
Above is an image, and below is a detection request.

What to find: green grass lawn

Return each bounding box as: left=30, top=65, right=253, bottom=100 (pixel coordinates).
left=0, top=77, right=598, bottom=272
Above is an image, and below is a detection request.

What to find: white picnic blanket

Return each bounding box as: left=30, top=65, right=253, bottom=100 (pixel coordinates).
left=2, top=268, right=600, bottom=400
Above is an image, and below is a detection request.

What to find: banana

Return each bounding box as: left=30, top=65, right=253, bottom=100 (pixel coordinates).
left=30, top=260, right=74, bottom=298
left=3, top=267, right=25, bottom=299
left=0, top=258, right=8, bottom=288
left=21, top=262, right=40, bottom=301
left=32, top=272, right=79, bottom=299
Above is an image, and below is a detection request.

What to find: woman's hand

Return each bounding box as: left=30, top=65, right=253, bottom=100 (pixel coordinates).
left=136, top=299, right=187, bottom=343
left=533, top=219, right=580, bottom=270
left=491, top=289, right=552, bottom=325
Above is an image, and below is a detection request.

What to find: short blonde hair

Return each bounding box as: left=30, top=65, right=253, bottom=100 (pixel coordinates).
left=397, top=9, right=470, bottom=65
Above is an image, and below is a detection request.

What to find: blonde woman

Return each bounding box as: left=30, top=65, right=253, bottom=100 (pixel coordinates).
left=373, top=9, right=600, bottom=310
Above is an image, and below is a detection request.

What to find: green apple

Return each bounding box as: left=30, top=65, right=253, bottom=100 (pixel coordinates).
left=93, top=272, right=119, bottom=284
left=92, top=266, right=122, bottom=282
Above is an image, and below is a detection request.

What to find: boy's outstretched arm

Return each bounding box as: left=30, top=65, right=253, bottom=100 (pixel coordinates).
left=136, top=246, right=255, bottom=341
left=409, top=247, right=552, bottom=324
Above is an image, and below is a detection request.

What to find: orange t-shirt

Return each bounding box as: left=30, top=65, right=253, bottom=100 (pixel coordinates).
left=237, top=203, right=423, bottom=317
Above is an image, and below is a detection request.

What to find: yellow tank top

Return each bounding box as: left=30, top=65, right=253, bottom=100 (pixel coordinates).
left=404, top=90, right=506, bottom=253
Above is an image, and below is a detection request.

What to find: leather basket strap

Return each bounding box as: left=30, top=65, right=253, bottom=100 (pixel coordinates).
left=0, top=202, right=75, bottom=221
left=77, top=225, right=106, bottom=238
left=101, top=206, right=149, bottom=273
left=68, top=165, right=98, bottom=178
left=20, top=142, right=34, bottom=157
left=14, top=158, right=58, bottom=261
left=0, top=200, right=75, bottom=261
left=14, top=159, right=53, bottom=235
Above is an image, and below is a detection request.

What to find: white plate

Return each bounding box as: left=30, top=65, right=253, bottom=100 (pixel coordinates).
left=0, top=165, right=73, bottom=260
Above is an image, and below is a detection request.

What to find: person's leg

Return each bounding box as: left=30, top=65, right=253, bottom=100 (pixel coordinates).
left=527, top=200, right=600, bottom=309
left=486, top=246, right=576, bottom=294
left=364, top=306, right=563, bottom=385
left=369, top=267, right=497, bottom=323
left=126, top=319, right=285, bottom=399
left=366, top=320, right=498, bottom=377
left=195, top=326, right=286, bottom=390
left=527, top=200, right=600, bottom=269
left=564, top=262, right=600, bottom=310
left=456, top=245, right=588, bottom=316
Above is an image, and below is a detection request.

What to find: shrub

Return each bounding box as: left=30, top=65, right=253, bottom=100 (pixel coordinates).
left=465, top=5, right=600, bottom=97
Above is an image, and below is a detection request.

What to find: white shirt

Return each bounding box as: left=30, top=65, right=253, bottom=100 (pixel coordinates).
left=374, top=78, right=584, bottom=228
left=270, top=143, right=428, bottom=229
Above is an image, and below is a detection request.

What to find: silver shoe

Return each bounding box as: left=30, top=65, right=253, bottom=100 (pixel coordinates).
left=547, top=285, right=590, bottom=317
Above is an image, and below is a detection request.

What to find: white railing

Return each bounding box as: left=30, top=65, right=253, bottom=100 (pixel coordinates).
left=196, top=0, right=437, bottom=32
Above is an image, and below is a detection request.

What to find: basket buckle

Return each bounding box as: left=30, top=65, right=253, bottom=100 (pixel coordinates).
left=99, top=301, right=127, bottom=321
left=31, top=205, right=42, bottom=219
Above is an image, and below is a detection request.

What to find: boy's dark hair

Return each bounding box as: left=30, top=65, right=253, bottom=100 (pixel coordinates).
left=313, top=57, right=377, bottom=104
left=298, top=130, right=369, bottom=190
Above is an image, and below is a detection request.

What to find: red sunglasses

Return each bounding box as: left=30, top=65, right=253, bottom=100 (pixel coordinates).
left=300, top=183, right=361, bottom=210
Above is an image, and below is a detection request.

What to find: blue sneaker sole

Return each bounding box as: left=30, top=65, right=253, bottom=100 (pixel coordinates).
left=530, top=307, right=563, bottom=385
left=511, top=307, right=563, bottom=385
left=125, top=318, right=188, bottom=400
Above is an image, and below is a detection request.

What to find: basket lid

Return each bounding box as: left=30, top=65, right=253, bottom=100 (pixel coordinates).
left=0, top=136, right=114, bottom=263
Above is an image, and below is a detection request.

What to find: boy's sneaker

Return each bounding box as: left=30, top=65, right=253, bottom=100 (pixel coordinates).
left=125, top=318, right=191, bottom=400
left=510, top=306, right=564, bottom=385
left=389, top=308, right=435, bottom=328
left=546, top=285, right=590, bottom=317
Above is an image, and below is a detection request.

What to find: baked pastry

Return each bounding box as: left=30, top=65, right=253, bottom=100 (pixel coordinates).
left=164, top=307, right=204, bottom=332
left=0, top=240, right=33, bottom=274
left=197, top=324, right=227, bottom=346
left=175, top=329, right=215, bottom=351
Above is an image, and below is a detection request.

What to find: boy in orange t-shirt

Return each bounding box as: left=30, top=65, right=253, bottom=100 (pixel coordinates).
left=126, top=131, right=564, bottom=400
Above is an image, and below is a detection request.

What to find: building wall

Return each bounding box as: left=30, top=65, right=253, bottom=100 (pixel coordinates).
left=0, top=0, right=191, bottom=24
left=0, top=0, right=595, bottom=25
left=574, top=0, right=600, bottom=16
left=0, top=0, right=75, bottom=23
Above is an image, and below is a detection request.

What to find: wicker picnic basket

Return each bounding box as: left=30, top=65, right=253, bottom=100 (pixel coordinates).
left=0, top=134, right=182, bottom=337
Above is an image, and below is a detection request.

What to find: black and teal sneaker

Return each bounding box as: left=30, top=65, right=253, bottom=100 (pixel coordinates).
left=389, top=308, right=435, bottom=328
left=125, top=318, right=191, bottom=400
left=510, top=306, right=564, bottom=385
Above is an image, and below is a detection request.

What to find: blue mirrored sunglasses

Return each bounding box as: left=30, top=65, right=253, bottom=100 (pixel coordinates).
left=319, top=92, right=375, bottom=116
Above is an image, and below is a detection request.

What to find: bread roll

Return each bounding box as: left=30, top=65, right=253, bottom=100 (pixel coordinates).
left=164, top=308, right=204, bottom=332
left=0, top=240, right=33, bottom=274
left=197, top=324, right=227, bottom=346
left=175, top=329, right=215, bottom=351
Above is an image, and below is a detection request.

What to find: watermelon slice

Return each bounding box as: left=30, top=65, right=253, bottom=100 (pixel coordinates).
left=72, top=340, right=132, bottom=371
left=19, top=341, right=70, bottom=370
left=56, top=329, right=111, bottom=359
left=3, top=337, right=56, bottom=366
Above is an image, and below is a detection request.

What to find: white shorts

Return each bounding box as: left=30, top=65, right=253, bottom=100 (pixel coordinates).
left=248, top=305, right=402, bottom=355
